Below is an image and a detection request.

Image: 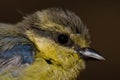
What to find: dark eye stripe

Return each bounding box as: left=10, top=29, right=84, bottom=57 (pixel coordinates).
left=31, top=26, right=73, bottom=47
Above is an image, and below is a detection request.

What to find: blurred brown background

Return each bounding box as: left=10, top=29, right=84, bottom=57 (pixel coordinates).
left=0, top=0, right=119, bottom=80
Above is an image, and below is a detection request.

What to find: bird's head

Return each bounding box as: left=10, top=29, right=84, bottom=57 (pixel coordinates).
left=17, top=8, right=105, bottom=73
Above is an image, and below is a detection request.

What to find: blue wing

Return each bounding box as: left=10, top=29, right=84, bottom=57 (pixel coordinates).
left=0, top=43, right=35, bottom=64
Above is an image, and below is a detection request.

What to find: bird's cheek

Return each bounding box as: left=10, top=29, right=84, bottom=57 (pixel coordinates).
left=25, top=32, right=50, bottom=53
left=70, top=34, right=90, bottom=48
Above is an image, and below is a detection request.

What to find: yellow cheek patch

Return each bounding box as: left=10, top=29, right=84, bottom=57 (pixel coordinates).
left=23, top=29, right=86, bottom=80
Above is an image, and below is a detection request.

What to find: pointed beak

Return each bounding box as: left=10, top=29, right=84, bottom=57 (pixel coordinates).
left=78, top=48, right=105, bottom=61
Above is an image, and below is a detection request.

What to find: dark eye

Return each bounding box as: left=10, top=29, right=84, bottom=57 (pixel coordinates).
left=56, top=34, right=73, bottom=46
left=57, top=34, right=69, bottom=44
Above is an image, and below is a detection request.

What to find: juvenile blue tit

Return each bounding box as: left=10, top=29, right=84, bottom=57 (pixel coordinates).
left=0, top=8, right=105, bottom=80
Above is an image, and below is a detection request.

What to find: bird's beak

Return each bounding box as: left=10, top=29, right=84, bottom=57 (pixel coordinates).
left=78, top=48, right=105, bottom=61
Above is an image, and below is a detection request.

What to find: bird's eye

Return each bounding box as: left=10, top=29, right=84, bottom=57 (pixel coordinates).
left=55, top=34, right=73, bottom=47
left=57, top=34, right=69, bottom=44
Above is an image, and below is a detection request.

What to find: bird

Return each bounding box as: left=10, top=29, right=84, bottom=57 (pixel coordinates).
left=0, top=8, right=105, bottom=80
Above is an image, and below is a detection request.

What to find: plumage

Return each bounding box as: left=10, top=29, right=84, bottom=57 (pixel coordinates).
left=0, top=8, right=105, bottom=80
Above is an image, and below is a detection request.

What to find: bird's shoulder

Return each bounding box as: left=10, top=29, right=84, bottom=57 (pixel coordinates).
left=0, top=37, right=35, bottom=66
